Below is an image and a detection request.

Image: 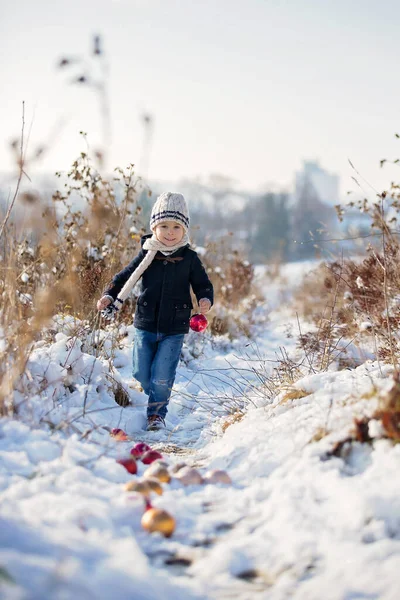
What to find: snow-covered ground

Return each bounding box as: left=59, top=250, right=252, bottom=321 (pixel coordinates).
left=1, top=262, right=399, bottom=600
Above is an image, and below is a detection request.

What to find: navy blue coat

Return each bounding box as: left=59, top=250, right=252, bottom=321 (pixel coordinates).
left=104, top=235, right=214, bottom=334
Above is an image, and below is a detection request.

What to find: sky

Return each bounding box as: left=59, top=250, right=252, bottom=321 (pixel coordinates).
left=2, top=0, right=400, bottom=197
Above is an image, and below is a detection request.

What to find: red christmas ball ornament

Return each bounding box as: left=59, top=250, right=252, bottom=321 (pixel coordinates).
left=117, top=456, right=138, bottom=474
left=189, top=313, right=208, bottom=332
left=130, top=442, right=151, bottom=458
left=110, top=428, right=128, bottom=441
left=141, top=450, right=163, bottom=465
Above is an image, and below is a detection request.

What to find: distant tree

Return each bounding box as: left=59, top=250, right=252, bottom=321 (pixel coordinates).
left=290, top=178, right=335, bottom=260
left=250, top=192, right=290, bottom=263
left=177, top=176, right=249, bottom=249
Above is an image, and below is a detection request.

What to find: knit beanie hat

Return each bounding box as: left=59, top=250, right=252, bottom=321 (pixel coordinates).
left=150, top=192, right=190, bottom=232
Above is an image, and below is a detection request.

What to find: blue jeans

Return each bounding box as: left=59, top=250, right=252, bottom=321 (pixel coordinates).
left=132, top=329, right=185, bottom=419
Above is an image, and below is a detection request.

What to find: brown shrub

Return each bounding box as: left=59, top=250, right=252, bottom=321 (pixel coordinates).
left=374, top=370, right=400, bottom=440
left=197, top=237, right=263, bottom=339
left=295, top=237, right=400, bottom=367
left=1, top=150, right=261, bottom=414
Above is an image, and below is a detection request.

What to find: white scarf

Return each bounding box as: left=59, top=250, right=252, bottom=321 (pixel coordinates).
left=116, top=233, right=190, bottom=303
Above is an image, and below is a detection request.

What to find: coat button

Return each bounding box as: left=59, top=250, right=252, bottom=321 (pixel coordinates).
left=163, top=260, right=168, bottom=265
left=144, top=301, right=147, bottom=306
left=183, top=304, right=187, bottom=308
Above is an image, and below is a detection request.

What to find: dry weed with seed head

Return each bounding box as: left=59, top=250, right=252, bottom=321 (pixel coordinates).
left=3, top=106, right=259, bottom=419
left=196, top=236, right=264, bottom=339
left=1, top=143, right=262, bottom=418
left=300, top=160, right=400, bottom=370
left=295, top=241, right=400, bottom=369
left=51, top=150, right=147, bottom=319
left=0, top=146, right=148, bottom=415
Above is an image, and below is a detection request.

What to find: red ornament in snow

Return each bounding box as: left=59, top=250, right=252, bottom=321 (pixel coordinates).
left=111, top=428, right=128, bottom=441
left=130, top=442, right=152, bottom=458
left=117, top=456, right=138, bottom=474
left=189, top=313, right=208, bottom=332
left=141, top=450, right=163, bottom=465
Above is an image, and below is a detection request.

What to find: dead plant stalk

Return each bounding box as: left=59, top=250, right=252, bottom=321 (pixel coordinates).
left=380, top=194, right=397, bottom=368
left=0, top=102, right=26, bottom=241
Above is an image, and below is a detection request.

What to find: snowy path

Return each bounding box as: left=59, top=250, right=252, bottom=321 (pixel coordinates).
left=117, top=339, right=400, bottom=600
left=1, top=266, right=399, bottom=599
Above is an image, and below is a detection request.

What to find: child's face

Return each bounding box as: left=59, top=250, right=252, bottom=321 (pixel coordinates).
left=154, top=221, right=185, bottom=246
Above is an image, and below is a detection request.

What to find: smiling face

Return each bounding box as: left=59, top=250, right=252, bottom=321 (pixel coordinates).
left=154, top=221, right=185, bottom=246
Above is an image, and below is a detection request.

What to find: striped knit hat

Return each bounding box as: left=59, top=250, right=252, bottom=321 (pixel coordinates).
left=150, top=192, right=190, bottom=232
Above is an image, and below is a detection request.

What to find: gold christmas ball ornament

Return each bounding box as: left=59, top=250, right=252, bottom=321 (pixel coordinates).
left=174, top=466, right=203, bottom=486
left=153, top=459, right=170, bottom=469
left=143, top=463, right=171, bottom=483
left=144, top=464, right=171, bottom=483
left=145, top=477, right=164, bottom=496
left=141, top=508, right=176, bottom=537
left=203, top=469, right=232, bottom=484
left=170, top=461, right=187, bottom=474
left=124, top=480, right=151, bottom=495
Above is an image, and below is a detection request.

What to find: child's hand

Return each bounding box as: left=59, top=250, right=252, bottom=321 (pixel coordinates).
left=97, top=296, right=112, bottom=311
left=198, top=298, right=211, bottom=314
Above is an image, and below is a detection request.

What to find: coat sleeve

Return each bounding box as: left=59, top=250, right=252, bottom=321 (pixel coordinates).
left=189, top=252, right=214, bottom=306
left=103, top=248, right=146, bottom=300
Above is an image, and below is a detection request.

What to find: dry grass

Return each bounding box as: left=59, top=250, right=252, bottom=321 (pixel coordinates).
left=221, top=410, right=245, bottom=432
left=1, top=146, right=260, bottom=417
left=295, top=239, right=400, bottom=369
left=374, top=371, right=400, bottom=440
left=278, top=386, right=310, bottom=404
left=295, top=175, right=400, bottom=370
left=309, top=427, right=328, bottom=443
left=197, top=236, right=264, bottom=339
left=0, top=147, right=147, bottom=415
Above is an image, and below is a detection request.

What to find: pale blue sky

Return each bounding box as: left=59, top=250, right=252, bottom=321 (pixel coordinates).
left=2, top=0, right=400, bottom=195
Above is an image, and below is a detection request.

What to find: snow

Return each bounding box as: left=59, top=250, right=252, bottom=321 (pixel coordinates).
left=0, top=261, right=399, bottom=599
